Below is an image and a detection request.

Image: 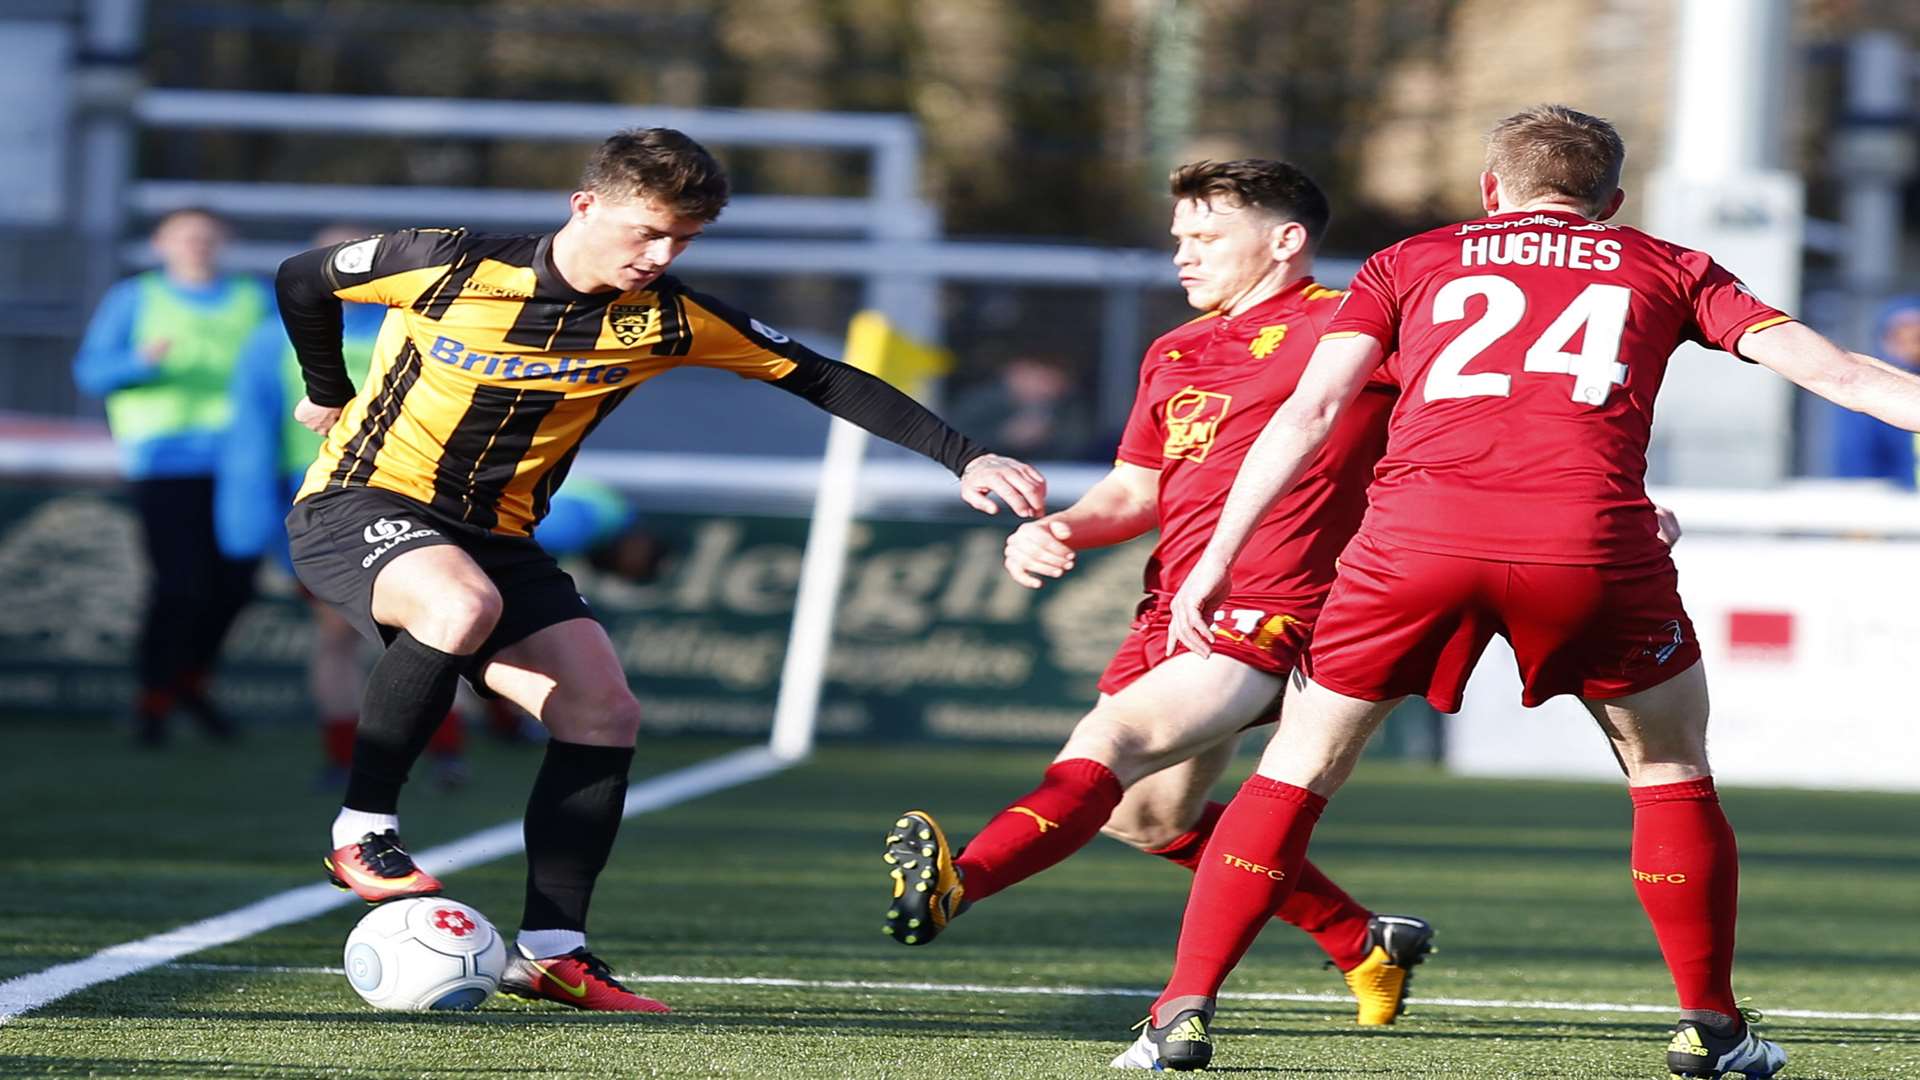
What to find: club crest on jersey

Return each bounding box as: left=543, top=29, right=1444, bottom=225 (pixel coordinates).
left=1163, top=387, right=1232, bottom=462
left=1249, top=324, right=1289, bottom=358
left=608, top=303, right=659, bottom=347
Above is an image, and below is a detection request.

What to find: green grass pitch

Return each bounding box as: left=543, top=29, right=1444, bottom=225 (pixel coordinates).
left=1, top=721, right=1915, bottom=1078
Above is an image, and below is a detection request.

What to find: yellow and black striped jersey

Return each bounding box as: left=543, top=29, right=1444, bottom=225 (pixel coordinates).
left=288, top=228, right=831, bottom=535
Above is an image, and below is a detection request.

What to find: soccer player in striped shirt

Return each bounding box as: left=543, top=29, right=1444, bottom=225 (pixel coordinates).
left=275, top=128, right=1045, bottom=1013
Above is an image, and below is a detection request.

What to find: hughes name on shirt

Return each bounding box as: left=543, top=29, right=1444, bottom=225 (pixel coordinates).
left=1458, top=230, right=1623, bottom=271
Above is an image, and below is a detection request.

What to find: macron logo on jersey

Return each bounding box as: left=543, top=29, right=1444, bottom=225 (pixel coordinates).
left=333, top=238, right=380, bottom=274
left=428, top=336, right=632, bottom=386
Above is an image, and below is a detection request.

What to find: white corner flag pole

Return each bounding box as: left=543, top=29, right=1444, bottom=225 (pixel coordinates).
left=767, top=413, right=869, bottom=761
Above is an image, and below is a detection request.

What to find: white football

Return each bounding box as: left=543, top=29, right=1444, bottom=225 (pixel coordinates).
left=342, top=896, right=507, bottom=1011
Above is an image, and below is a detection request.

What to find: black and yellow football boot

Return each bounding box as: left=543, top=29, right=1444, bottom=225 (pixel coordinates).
left=1342, top=914, right=1434, bottom=1025
left=881, top=810, right=966, bottom=945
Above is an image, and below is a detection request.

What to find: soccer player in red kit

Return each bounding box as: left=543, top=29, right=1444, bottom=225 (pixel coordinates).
left=1114, top=105, right=1920, bottom=1075
left=880, top=160, right=1436, bottom=1026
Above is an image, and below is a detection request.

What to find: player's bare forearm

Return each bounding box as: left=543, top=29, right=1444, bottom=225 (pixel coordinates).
left=1834, top=355, right=1920, bottom=431
left=1047, top=463, right=1159, bottom=549
left=1001, top=463, right=1153, bottom=588
left=1197, top=334, right=1382, bottom=570
left=1206, top=402, right=1334, bottom=568
left=1744, top=321, right=1920, bottom=431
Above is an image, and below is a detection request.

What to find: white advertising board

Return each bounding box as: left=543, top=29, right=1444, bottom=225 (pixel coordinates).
left=1447, top=535, right=1920, bottom=791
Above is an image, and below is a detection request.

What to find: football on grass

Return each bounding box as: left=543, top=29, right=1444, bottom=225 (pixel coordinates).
left=343, top=897, right=507, bottom=1011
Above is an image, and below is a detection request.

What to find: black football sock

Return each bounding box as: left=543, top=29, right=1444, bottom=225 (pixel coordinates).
left=520, top=739, right=634, bottom=933
left=342, top=631, right=467, bottom=816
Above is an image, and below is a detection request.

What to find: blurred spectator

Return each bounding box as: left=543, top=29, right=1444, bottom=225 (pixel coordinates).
left=1831, top=296, right=1920, bottom=488
left=73, top=208, right=271, bottom=745
left=949, top=353, right=1096, bottom=460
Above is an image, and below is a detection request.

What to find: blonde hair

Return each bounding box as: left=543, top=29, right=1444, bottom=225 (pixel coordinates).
left=1485, top=105, right=1625, bottom=214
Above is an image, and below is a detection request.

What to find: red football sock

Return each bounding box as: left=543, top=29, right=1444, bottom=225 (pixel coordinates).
left=1146, top=799, right=1372, bottom=970
left=1155, top=776, right=1325, bottom=1017
left=426, top=710, right=465, bottom=757
left=321, top=715, right=358, bottom=768
left=1630, top=778, right=1740, bottom=1018
left=953, top=758, right=1123, bottom=902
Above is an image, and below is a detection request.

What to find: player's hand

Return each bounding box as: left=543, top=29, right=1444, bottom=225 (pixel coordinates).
left=1004, top=518, right=1076, bottom=589
left=960, top=454, right=1047, bottom=518
left=1654, top=504, right=1682, bottom=547
left=139, top=338, right=171, bottom=366
left=1167, top=556, right=1232, bottom=658
left=294, top=396, right=343, bottom=436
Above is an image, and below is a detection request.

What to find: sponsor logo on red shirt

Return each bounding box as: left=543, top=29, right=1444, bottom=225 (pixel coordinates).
left=1163, top=387, right=1232, bottom=462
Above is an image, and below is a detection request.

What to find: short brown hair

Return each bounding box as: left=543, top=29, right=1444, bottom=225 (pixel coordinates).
left=1169, top=159, right=1331, bottom=248
left=1485, top=105, right=1625, bottom=215
left=582, top=128, right=731, bottom=222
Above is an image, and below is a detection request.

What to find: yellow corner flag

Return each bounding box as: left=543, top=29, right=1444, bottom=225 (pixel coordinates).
left=843, top=310, right=952, bottom=398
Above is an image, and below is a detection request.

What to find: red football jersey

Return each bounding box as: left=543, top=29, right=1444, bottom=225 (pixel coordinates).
left=1119, top=276, right=1395, bottom=610
left=1324, top=209, right=1792, bottom=564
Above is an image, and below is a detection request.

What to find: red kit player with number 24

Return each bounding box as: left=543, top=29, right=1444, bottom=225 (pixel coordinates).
left=1117, top=106, right=1920, bottom=1076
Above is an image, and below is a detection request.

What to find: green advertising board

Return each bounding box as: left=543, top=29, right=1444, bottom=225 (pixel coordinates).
left=0, top=483, right=1149, bottom=742
left=0, top=483, right=1438, bottom=755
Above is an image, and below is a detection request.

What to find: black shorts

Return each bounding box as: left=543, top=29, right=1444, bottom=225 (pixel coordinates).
left=286, top=487, right=593, bottom=686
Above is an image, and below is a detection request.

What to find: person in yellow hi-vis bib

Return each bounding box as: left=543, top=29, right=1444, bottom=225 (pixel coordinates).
left=73, top=207, right=272, bottom=746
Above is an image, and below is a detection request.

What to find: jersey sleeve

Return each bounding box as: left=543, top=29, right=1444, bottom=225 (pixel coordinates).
left=1677, top=250, right=1795, bottom=356
left=1114, top=353, right=1163, bottom=468
left=673, top=288, right=804, bottom=381
left=1321, top=247, right=1402, bottom=350
left=322, top=228, right=470, bottom=307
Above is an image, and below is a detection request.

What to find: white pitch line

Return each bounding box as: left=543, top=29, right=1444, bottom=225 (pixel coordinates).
left=0, top=745, right=793, bottom=1025
left=160, top=964, right=1920, bottom=1025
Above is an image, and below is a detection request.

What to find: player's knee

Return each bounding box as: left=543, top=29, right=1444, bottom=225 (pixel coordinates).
left=547, top=683, right=642, bottom=745
left=1061, top=721, right=1162, bottom=783
left=413, top=588, right=502, bottom=653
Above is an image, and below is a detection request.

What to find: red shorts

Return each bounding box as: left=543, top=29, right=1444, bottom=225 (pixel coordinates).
left=1097, top=595, right=1312, bottom=725
left=1303, top=534, right=1699, bottom=713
